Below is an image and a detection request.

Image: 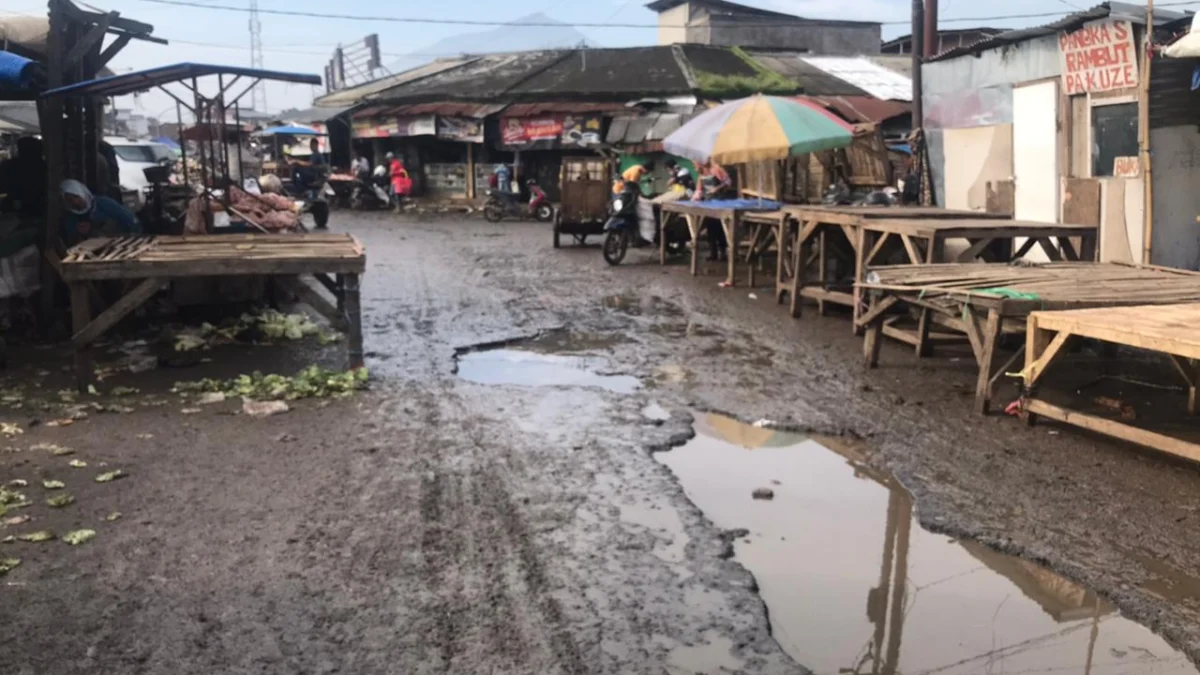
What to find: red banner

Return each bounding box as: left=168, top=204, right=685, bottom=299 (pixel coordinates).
left=502, top=117, right=563, bottom=145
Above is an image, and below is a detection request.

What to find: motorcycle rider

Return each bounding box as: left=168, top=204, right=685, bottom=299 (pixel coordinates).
left=388, top=152, right=412, bottom=211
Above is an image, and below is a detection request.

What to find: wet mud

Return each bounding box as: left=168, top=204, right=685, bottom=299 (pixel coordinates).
left=4, top=215, right=1200, bottom=674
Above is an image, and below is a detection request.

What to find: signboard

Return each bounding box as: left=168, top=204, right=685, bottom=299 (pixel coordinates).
left=502, top=117, right=563, bottom=145
left=1113, top=155, right=1140, bottom=178
left=1058, top=19, right=1138, bottom=95
left=350, top=115, right=435, bottom=139
left=561, top=115, right=603, bottom=147
left=437, top=116, right=484, bottom=143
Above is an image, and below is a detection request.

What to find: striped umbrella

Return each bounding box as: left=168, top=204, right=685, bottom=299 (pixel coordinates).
left=664, top=95, right=854, bottom=165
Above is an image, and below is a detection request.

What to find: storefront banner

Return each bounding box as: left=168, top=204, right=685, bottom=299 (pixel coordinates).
left=502, top=117, right=563, bottom=145
left=437, top=116, right=484, bottom=143
left=1058, top=19, right=1138, bottom=95
left=561, top=115, right=603, bottom=147
left=351, top=114, right=436, bottom=139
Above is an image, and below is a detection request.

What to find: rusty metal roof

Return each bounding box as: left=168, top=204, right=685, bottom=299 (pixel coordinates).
left=386, top=102, right=506, bottom=117
left=804, top=96, right=911, bottom=124
left=502, top=102, right=628, bottom=116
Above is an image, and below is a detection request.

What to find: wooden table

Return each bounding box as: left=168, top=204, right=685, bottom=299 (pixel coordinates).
left=1022, top=304, right=1200, bottom=463
left=858, top=262, right=1200, bottom=415
left=62, top=233, right=367, bottom=389
left=775, top=206, right=1011, bottom=320
left=658, top=200, right=781, bottom=286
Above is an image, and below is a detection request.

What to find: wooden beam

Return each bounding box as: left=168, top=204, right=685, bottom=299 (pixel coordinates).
left=1023, top=330, right=1072, bottom=386
left=64, top=12, right=115, bottom=67
left=955, top=237, right=997, bottom=263
left=974, top=309, right=1003, bottom=415
left=855, top=295, right=899, bottom=328
left=276, top=275, right=348, bottom=330
left=71, top=278, right=166, bottom=348
left=898, top=233, right=922, bottom=264
left=95, top=33, right=132, bottom=69
left=1024, top=398, right=1200, bottom=464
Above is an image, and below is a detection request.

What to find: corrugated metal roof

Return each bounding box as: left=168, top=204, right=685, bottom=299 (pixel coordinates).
left=502, top=101, right=628, bottom=116
left=746, top=50, right=869, bottom=96
left=604, top=111, right=694, bottom=145
left=510, top=47, right=694, bottom=98
left=804, top=96, right=910, bottom=124
left=929, top=2, right=1188, bottom=62
left=387, top=102, right=506, bottom=117
left=313, top=57, right=475, bottom=107
left=799, top=57, right=912, bottom=101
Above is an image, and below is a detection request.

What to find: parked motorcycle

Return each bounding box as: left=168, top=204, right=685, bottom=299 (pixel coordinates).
left=350, top=167, right=392, bottom=210
left=483, top=179, right=553, bottom=223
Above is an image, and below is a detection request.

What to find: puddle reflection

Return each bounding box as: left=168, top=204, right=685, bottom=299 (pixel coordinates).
left=455, top=349, right=640, bottom=394
left=657, top=412, right=1197, bottom=675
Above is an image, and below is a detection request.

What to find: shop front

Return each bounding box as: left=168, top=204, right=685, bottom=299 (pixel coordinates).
left=496, top=113, right=608, bottom=201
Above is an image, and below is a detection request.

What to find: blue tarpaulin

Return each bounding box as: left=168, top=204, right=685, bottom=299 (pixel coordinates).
left=677, top=199, right=782, bottom=211
left=151, top=136, right=180, bottom=149
left=0, top=51, right=36, bottom=90
left=258, top=125, right=326, bottom=136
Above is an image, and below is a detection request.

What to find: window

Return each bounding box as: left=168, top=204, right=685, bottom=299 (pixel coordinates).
left=1091, top=102, right=1138, bottom=177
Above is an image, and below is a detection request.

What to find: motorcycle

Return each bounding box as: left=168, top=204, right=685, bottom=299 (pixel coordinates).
left=350, top=167, right=392, bottom=210
left=603, top=184, right=652, bottom=266
left=483, top=179, right=554, bottom=223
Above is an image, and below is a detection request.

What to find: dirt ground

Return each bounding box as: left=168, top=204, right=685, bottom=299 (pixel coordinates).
left=4, top=213, right=1200, bottom=674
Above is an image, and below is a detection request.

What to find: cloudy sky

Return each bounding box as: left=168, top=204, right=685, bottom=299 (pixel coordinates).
left=2, top=0, right=1193, bottom=119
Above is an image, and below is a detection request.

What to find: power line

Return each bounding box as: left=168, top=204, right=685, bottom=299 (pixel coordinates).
left=130, top=0, right=1200, bottom=29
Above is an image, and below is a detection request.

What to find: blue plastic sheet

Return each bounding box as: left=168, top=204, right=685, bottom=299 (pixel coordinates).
left=676, top=199, right=782, bottom=211
left=0, top=50, right=35, bottom=90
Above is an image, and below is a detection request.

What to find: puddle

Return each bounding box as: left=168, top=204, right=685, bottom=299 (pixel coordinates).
left=643, top=401, right=672, bottom=422
left=517, top=330, right=629, bottom=355
left=665, top=633, right=742, bottom=674
left=656, top=412, right=1198, bottom=675
left=619, top=502, right=689, bottom=565
left=455, top=349, right=640, bottom=394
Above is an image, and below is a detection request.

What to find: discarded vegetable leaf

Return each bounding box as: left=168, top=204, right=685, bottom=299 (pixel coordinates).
left=87, top=385, right=99, bottom=396
left=0, top=557, right=20, bottom=574
left=18, top=530, right=54, bottom=542
left=44, top=418, right=74, bottom=428
left=0, top=423, right=22, bottom=437
left=95, top=470, right=127, bottom=483
left=317, top=332, right=341, bottom=346
left=1, top=535, right=12, bottom=543
left=68, top=459, right=87, bottom=468
left=111, top=386, right=139, bottom=397
left=181, top=408, right=202, bottom=415
left=4, top=515, right=31, bottom=526
left=0, top=487, right=25, bottom=504
left=104, top=512, right=122, bottom=522
left=32, top=443, right=73, bottom=456
left=46, top=493, right=75, bottom=508
left=197, top=392, right=226, bottom=405
left=136, top=433, right=154, bottom=440
left=42, top=479, right=65, bottom=490
left=7, top=479, right=27, bottom=487
left=62, top=529, right=96, bottom=545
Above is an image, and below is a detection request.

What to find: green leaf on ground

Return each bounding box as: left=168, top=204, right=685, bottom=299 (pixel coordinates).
left=18, top=530, right=54, bottom=542
left=31, top=443, right=73, bottom=456
left=62, top=529, right=96, bottom=545
left=42, top=479, right=65, bottom=490
left=104, top=512, right=122, bottom=522
left=87, top=385, right=99, bottom=396
left=95, top=470, right=127, bottom=484
left=46, top=493, right=75, bottom=508
left=6, top=479, right=26, bottom=488
left=0, top=423, right=22, bottom=437
left=0, top=558, right=20, bottom=574
left=68, top=459, right=87, bottom=468
left=0, top=487, right=25, bottom=504
left=111, top=387, right=140, bottom=397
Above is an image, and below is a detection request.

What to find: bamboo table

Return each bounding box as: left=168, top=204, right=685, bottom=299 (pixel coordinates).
left=61, top=233, right=367, bottom=389
left=1022, top=303, right=1200, bottom=462
left=858, top=262, right=1200, bottom=415
left=658, top=199, right=781, bottom=286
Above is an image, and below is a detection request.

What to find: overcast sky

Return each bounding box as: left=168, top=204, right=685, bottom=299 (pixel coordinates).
left=3, top=0, right=1194, bottom=119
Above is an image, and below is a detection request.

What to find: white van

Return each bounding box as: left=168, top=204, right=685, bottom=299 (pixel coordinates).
left=105, top=137, right=172, bottom=209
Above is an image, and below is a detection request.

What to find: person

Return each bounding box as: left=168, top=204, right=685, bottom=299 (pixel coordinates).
left=652, top=159, right=694, bottom=205
left=60, top=179, right=140, bottom=244
left=388, top=152, right=412, bottom=211
left=353, top=153, right=371, bottom=178
left=493, top=163, right=512, bottom=194
left=614, top=162, right=650, bottom=195
left=694, top=161, right=734, bottom=261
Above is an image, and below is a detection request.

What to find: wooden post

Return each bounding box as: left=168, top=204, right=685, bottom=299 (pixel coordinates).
left=342, top=273, right=364, bottom=370
left=1142, top=0, right=1155, bottom=264
left=817, top=229, right=828, bottom=316
left=723, top=214, right=738, bottom=286
left=790, top=224, right=807, bottom=318
left=466, top=143, right=475, bottom=200
left=70, top=283, right=93, bottom=392
left=974, top=308, right=1003, bottom=415
left=775, top=218, right=788, bottom=304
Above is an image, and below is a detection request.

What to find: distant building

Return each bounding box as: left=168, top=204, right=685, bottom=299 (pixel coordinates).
left=646, top=0, right=881, bottom=55
left=881, top=28, right=1005, bottom=56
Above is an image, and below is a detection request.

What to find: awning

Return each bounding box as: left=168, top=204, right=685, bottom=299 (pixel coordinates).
left=605, top=112, right=694, bottom=146
left=41, top=63, right=322, bottom=98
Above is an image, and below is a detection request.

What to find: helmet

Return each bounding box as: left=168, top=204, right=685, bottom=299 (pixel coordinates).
left=525, top=178, right=536, bottom=186
left=385, top=152, right=395, bottom=160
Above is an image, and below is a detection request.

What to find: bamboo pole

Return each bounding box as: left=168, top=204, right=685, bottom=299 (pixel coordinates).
left=1142, top=0, right=1155, bottom=264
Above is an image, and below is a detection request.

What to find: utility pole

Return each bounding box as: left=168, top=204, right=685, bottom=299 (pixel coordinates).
left=923, top=0, right=938, bottom=59
left=911, top=0, right=924, bottom=124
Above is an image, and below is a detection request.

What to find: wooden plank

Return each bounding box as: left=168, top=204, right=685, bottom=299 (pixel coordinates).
left=975, top=309, right=1003, bottom=415
left=1024, top=398, right=1200, bottom=464
left=1063, top=178, right=1102, bottom=227
left=855, top=295, right=899, bottom=328
left=71, top=279, right=166, bottom=348
left=343, top=274, right=364, bottom=369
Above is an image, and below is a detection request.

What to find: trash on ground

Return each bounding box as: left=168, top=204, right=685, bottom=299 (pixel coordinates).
left=196, top=392, right=227, bottom=405
left=17, top=530, right=54, bottom=542
left=1, top=423, right=22, bottom=437
left=68, top=460, right=87, bottom=468
left=0, top=557, right=20, bottom=574
left=3, top=515, right=31, bottom=526
left=62, top=529, right=96, bottom=546
left=104, top=512, right=122, bottom=522
left=41, top=479, right=64, bottom=490
left=95, top=470, right=127, bottom=484
left=180, top=408, right=202, bottom=415
left=44, top=418, right=74, bottom=428
left=7, top=479, right=27, bottom=488
left=111, top=386, right=139, bottom=397
left=175, top=366, right=369, bottom=402
left=244, top=399, right=290, bottom=417
left=135, top=433, right=154, bottom=440
left=32, top=443, right=73, bottom=456
left=46, top=493, right=75, bottom=508
left=751, top=487, right=775, bottom=500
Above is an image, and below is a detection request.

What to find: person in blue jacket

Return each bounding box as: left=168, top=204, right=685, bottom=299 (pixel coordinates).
left=60, top=179, right=140, bottom=244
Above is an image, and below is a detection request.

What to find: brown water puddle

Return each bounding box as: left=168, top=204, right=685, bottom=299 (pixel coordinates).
left=656, top=412, right=1198, bottom=675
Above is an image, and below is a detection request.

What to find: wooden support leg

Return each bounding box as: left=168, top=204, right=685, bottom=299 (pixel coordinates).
left=817, top=229, right=828, bottom=316
left=1080, top=234, right=1098, bottom=262
left=1023, top=315, right=1052, bottom=426
left=790, top=227, right=806, bottom=318
left=277, top=275, right=348, bottom=331
left=660, top=213, right=668, bottom=266
left=974, top=308, right=1003, bottom=415
left=70, top=283, right=93, bottom=393
left=775, top=221, right=789, bottom=304
left=724, top=217, right=738, bottom=286
left=688, top=215, right=700, bottom=277
left=1171, top=356, right=1200, bottom=415
left=342, top=273, right=364, bottom=369
left=864, top=304, right=883, bottom=368
left=852, top=227, right=869, bottom=335
left=915, top=236, right=941, bottom=357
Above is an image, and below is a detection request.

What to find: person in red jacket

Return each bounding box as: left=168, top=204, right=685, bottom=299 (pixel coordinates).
left=387, top=152, right=412, bottom=211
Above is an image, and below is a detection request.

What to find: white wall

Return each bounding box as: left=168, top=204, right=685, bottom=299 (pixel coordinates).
left=658, top=4, right=690, bottom=45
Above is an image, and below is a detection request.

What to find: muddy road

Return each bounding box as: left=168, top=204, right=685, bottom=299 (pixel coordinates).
left=3, top=213, right=1200, bottom=674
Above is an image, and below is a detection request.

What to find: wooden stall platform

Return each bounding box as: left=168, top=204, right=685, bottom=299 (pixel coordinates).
left=858, top=262, right=1200, bottom=415
left=1022, top=304, right=1200, bottom=463
left=62, top=233, right=367, bottom=388
left=658, top=200, right=781, bottom=286
left=775, top=206, right=1014, bottom=322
